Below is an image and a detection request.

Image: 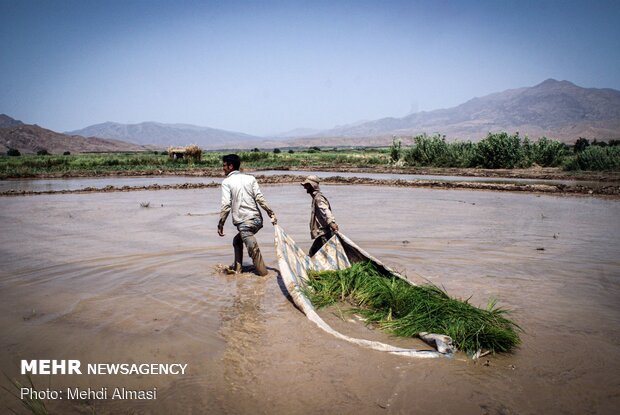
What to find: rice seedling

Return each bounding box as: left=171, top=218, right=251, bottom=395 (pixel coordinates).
left=139, top=201, right=150, bottom=208
left=2, top=374, right=49, bottom=415
left=304, top=262, right=521, bottom=354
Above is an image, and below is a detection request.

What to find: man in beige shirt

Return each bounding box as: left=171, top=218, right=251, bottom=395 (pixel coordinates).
left=301, top=175, right=339, bottom=256
left=218, top=154, right=277, bottom=275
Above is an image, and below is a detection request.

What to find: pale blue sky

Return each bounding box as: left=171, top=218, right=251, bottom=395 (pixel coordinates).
left=1, top=0, right=619, bottom=136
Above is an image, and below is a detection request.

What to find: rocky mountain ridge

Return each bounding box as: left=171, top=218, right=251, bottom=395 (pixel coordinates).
left=0, top=118, right=150, bottom=154
left=296, top=79, right=620, bottom=144
left=67, top=121, right=268, bottom=149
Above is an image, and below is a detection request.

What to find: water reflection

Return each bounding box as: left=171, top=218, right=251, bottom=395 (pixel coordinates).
left=0, top=176, right=220, bottom=192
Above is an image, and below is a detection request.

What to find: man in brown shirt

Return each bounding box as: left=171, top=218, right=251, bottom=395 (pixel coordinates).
left=301, top=175, right=339, bottom=257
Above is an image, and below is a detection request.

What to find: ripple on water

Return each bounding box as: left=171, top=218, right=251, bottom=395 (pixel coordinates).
left=2, top=249, right=236, bottom=346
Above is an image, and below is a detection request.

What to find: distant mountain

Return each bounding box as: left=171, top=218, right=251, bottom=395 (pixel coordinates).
left=67, top=121, right=270, bottom=149
left=291, top=79, right=620, bottom=145
left=7, top=79, right=619, bottom=152
left=0, top=121, right=150, bottom=154
left=0, top=114, right=24, bottom=128
left=272, top=127, right=323, bottom=138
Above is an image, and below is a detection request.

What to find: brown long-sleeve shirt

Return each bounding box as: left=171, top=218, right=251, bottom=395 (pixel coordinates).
left=310, top=190, right=336, bottom=239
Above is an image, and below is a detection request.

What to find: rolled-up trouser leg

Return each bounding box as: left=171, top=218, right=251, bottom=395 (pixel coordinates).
left=242, top=234, right=268, bottom=276
left=237, top=218, right=267, bottom=276
left=232, top=233, right=243, bottom=272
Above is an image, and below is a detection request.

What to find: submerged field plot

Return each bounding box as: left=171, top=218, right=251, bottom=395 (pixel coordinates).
left=0, top=185, right=618, bottom=414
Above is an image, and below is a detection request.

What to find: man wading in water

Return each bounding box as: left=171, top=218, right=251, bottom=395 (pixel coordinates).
left=218, top=154, right=277, bottom=276
left=301, top=175, right=339, bottom=256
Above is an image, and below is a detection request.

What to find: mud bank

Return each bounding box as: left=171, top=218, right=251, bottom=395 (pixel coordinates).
left=263, top=165, right=620, bottom=182
left=4, top=165, right=619, bottom=182
left=2, top=174, right=619, bottom=197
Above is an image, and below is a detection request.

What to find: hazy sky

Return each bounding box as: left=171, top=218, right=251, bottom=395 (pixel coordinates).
left=1, top=0, right=619, bottom=136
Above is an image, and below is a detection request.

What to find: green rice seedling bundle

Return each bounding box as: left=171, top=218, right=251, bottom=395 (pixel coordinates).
left=304, top=262, right=521, bottom=354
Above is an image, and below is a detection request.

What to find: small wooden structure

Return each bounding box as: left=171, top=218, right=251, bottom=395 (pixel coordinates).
left=168, top=147, right=187, bottom=160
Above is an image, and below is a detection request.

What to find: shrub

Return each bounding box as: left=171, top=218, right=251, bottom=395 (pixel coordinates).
left=239, top=151, right=270, bottom=163
left=531, top=137, right=567, bottom=167
left=563, top=146, right=620, bottom=171
left=403, top=134, right=474, bottom=167
left=7, top=148, right=21, bottom=156
left=288, top=149, right=295, bottom=154
left=63, top=151, right=71, bottom=156
left=403, top=134, right=448, bottom=166
left=273, top=148, right=281, bottom=154
left=520, top=136, right=533, bottom=164
left=36, top=149, right=50, bottom=156
left=389, top=138, right=402, bottom=162
left=447, top=141, right=477, bottom=167
left=473, top=132, right=528, bottom=169
left=574, top=137, right=590, bottom=153
left=310, top=146, right=321, bottom=152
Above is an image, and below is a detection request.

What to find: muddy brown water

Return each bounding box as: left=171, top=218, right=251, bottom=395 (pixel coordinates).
left=0, top=185, right=618, bottom=414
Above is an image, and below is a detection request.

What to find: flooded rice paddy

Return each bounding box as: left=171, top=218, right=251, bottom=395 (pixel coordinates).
left=0, top=184, right=618, bottom=414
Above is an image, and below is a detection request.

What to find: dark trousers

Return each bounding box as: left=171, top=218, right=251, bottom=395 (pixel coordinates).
left=309, top=231, right=334, bottom=257
left=232, top=217, right=268, bottom=276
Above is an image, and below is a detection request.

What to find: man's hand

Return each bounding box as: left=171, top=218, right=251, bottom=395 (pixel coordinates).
left=218, top=227, right=225, bottom=237
left=330, top=222, right=339, bottom=232
left=270, top=214, right=278, bottom=225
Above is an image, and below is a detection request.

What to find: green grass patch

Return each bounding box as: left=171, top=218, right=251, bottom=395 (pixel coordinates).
left=2, top=374, right=49, bottom=415
left=304, top=262, right=521, bottom=354
left=0, top=148, right=392, bottom=178
left=0, top=152, right=223, bottom=178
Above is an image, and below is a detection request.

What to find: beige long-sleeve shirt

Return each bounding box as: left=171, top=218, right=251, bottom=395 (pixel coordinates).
left=218, top=171, right=274, bottom=227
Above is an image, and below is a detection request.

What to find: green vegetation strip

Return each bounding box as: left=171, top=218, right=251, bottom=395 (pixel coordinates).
left=2, top=134, right=619, bottom=179
left=396, top=133, right=620, bottom=171
left=0, top=149, right=390, bottom=178
left=304, top=262, right=521, bottom=354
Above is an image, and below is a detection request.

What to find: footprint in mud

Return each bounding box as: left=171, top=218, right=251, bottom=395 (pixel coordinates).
left=213, top=263, right=273, bottom=277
